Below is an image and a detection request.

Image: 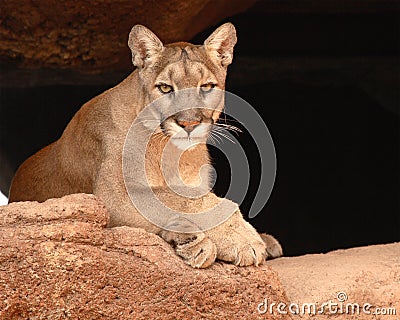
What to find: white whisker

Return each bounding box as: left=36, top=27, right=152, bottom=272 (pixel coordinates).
left=213, top=123, right=242, bottom=133
left=207, top=135, right=217, bottom=144
left=212, top=130, right=236, bottom=144
left=209, top=131, right=223, bottom=144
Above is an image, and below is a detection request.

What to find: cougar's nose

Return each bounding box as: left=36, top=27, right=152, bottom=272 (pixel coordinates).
left=177, top=120, right=201, bottom=133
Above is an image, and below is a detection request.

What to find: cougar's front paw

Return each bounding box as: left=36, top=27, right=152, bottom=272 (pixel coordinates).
left=206, top=224, right=267, bottom=266
left=160, top=230, right=217, bottom=268
left=205, top=211, right=271, bottom=266
left=215, top=232, right=267, bottom=266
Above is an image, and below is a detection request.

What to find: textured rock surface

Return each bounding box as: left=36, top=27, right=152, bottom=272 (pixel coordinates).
left=0, top=194, right=290, bottom=319
left=267, top=243, right=400, bottom=319
left=1, top=0, right=255, bottom=72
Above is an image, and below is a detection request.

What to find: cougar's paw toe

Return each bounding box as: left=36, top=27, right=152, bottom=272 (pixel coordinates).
left=159, top=226, right=217, bottom=268
left=176, top=237, right=217, bottom=268
left=233, top=240, right=267, bottom=267
left=260, top=233, right=283, bottom=259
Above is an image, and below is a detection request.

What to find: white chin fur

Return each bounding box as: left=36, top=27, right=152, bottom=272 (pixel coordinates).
left=168, top=124, right=210, bottom=150
left=171, top=137, right=204, bottom=150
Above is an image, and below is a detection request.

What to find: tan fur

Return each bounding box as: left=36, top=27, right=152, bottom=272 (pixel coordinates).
left=9, top=23, right=282, bottom=267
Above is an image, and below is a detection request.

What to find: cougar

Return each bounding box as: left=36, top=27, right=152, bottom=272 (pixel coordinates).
left=9, top=23, right=282, bottom=268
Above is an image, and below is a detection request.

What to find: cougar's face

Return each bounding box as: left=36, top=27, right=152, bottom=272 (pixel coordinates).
left=150, top=46, right=226, bottom=149
left=128, top=23, right=237, bottom=150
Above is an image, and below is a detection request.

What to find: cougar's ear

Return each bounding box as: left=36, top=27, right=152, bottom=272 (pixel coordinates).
left=128, top=25, right=164, bottom=68
left=204, top=23, right=237, bottom=67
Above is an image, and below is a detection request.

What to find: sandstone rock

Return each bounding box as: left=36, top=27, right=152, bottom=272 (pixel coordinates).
left=1, top=0, right=256, bottom=73
left=267, top=243, right=400, bottom=319
left=0, top=193, right=289, bottom=319
left=3, top=193, right=397, bottom=319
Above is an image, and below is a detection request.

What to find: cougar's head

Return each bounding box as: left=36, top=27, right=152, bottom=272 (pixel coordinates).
left=128, top=23, right=237, bottom=150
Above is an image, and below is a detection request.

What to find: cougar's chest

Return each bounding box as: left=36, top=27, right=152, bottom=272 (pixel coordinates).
left=145, top=139, right=210, bottom=189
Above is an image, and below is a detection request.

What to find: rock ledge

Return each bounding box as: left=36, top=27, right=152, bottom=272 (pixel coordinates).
left=0, top=194, right=288, bottom=320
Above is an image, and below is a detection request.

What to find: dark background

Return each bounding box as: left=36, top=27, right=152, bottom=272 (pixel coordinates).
left=1, top=3, right=399, bottom=256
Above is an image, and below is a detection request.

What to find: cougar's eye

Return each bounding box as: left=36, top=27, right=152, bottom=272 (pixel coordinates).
left=200, top=83, right=216, bottom=93
left=157, top=84, right=174, bottom=94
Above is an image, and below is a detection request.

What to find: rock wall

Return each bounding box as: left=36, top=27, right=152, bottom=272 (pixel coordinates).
left=1, top=0, right=255, bottom=73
